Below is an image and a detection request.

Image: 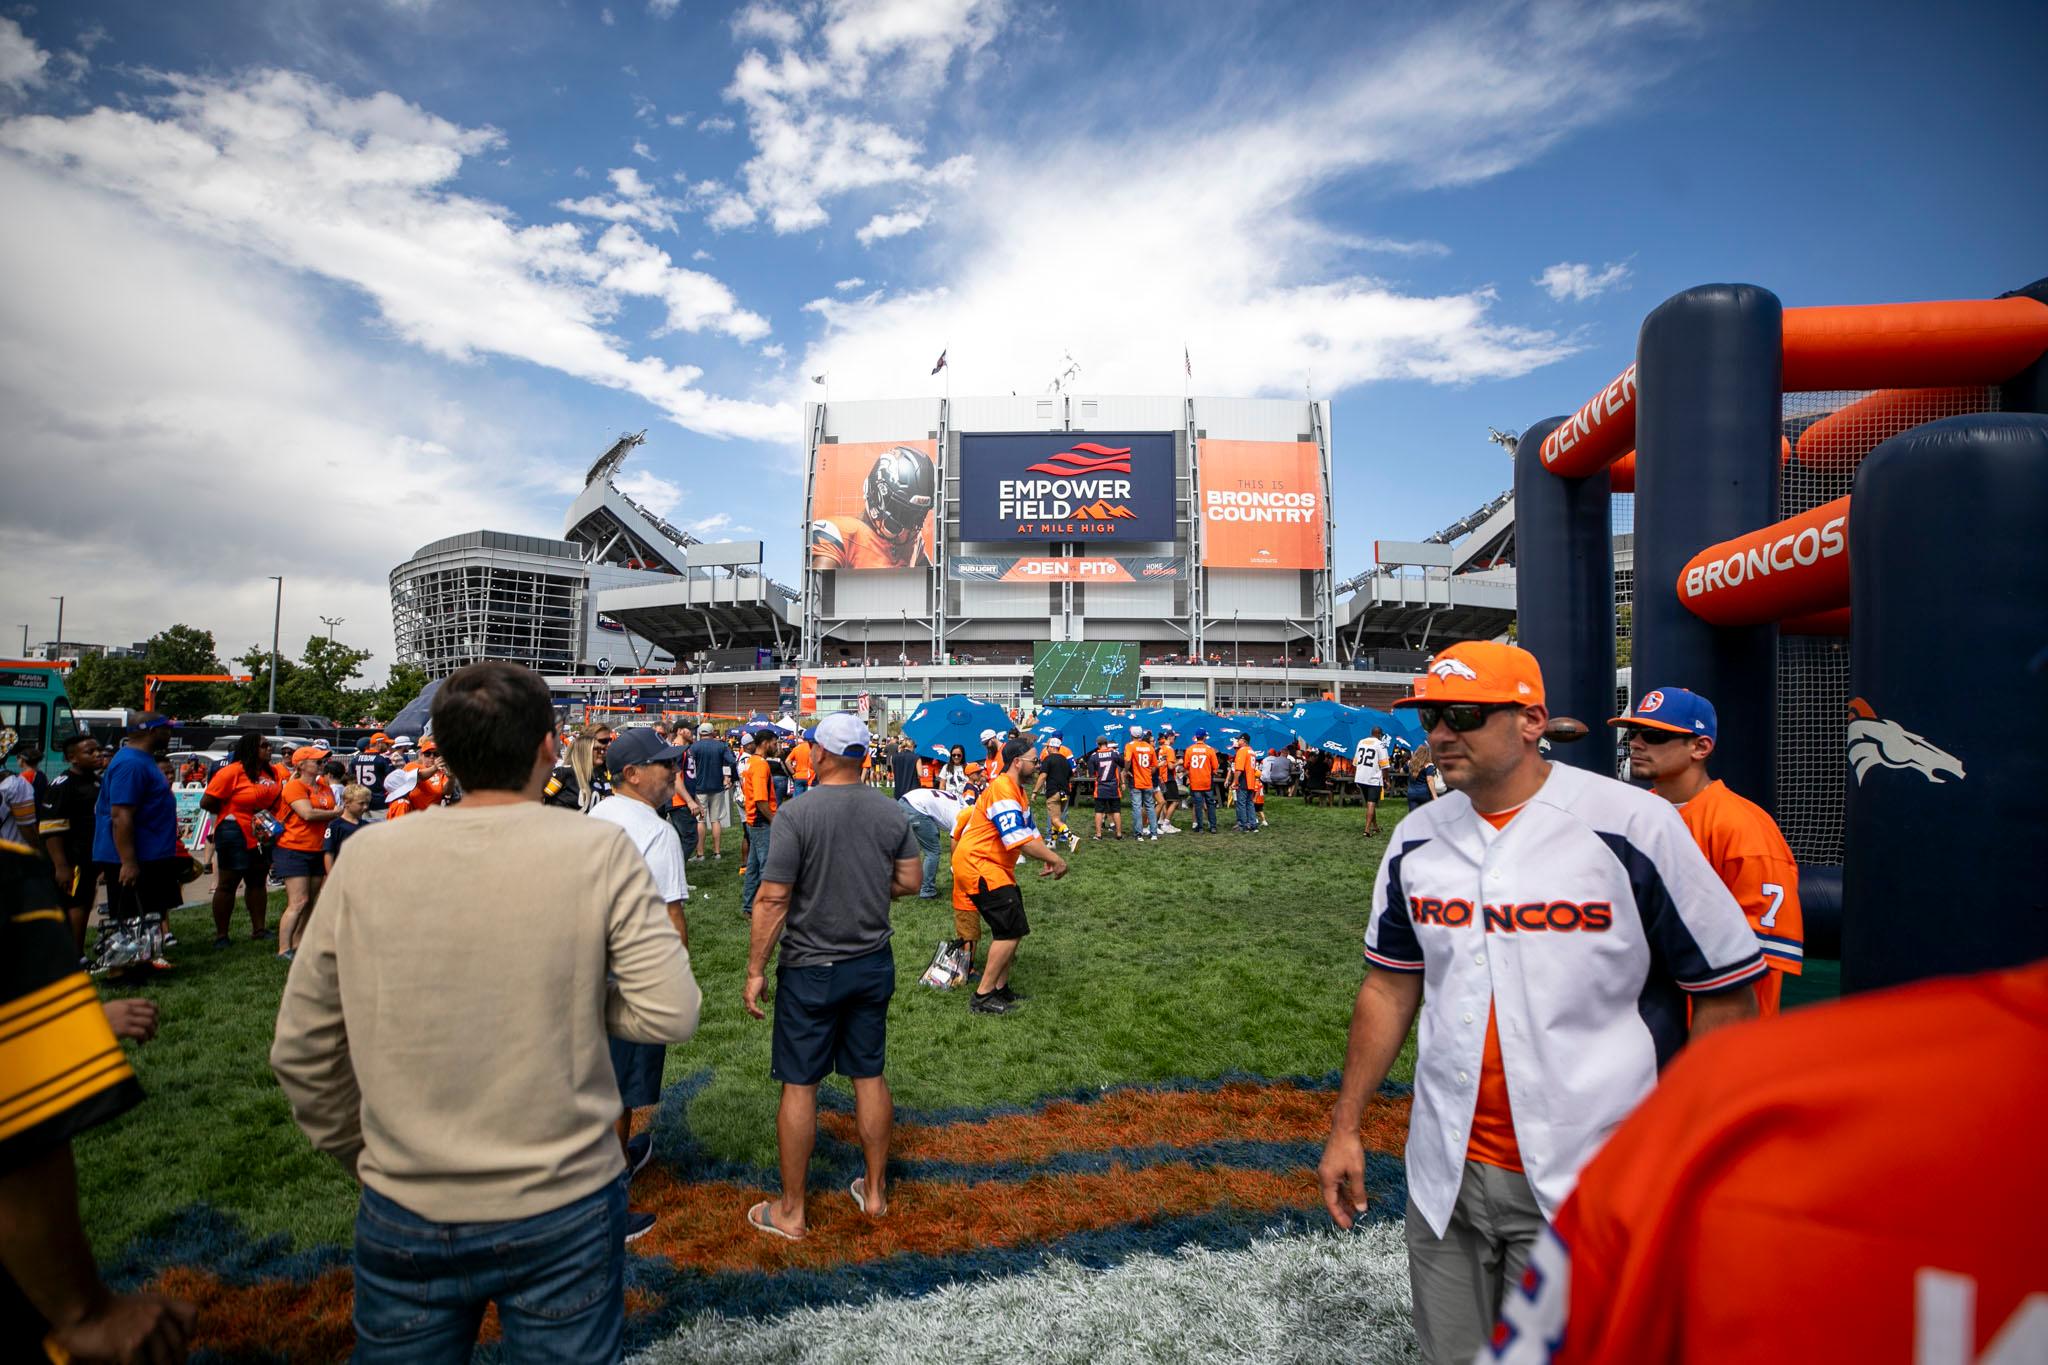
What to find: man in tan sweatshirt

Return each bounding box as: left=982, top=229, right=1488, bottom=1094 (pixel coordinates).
left=272, top=661, right=700, bottom=1364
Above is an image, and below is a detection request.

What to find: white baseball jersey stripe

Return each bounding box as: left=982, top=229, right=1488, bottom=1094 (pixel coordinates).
left=1364, top=761, right=1764, bottom=1236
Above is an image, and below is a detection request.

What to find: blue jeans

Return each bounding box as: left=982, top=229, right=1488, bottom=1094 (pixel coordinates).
left=789, top=779, right=810, bottom=799
left=900, top=799, right=941, bottom=896
left=352, top=1178, right=627, bottom=1364
left=1131, top=787, right=1157, bottom=837
left=743, top=822, right=772, bottom=914
left=1190, top=790, right=1217, bottom=832
left=1234, top=788, right=1257, bottom=830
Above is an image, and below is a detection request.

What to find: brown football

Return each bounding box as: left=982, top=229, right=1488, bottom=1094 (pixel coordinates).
left=1545, top=716, right=1591, bottom=743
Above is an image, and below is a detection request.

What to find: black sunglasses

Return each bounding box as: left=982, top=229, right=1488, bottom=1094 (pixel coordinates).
left=1413, top=702, right=1525, bottom=734
left=1622, top=726, right=1687, bottom=746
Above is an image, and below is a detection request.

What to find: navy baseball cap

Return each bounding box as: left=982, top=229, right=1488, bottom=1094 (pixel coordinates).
left=1609, top=687, right=1717, bottom=743
left=608, top=727, right=684, bottom=776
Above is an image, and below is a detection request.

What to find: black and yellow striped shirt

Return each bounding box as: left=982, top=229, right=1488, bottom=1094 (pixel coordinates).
left=0, top=839, right=141, bottom=1168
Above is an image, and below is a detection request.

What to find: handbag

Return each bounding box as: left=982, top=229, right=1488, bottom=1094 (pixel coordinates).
left=252, top=810, right=282, bottom=850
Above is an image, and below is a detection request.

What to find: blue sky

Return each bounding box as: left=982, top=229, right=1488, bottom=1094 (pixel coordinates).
left=1, top=0, right=2041, bottom=677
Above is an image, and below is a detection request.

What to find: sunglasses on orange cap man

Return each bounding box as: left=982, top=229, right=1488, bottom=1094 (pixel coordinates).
left=1393, top=640, right=1545, bottom=734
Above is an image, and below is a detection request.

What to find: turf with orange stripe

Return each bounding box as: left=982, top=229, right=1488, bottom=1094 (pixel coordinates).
left=820, top=1084, right=1409, bottom=1165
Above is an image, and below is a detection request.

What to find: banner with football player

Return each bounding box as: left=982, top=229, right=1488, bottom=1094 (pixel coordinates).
left=808, top=440, right=939, bottom=570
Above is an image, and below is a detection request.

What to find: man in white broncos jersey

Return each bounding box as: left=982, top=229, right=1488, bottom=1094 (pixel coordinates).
left=1316, top=640, right=1764, bottom=1365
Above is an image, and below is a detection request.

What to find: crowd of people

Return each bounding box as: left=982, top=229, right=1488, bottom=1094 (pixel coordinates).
left=13, top=637, right=2030, bottom=1365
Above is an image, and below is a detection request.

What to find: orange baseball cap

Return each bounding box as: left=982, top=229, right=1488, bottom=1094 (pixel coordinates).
left=419, top=737, right=438, bottom=753
left=291, top=745, right=327, bottom=766
left=1393, top=641, right=1546, bottom=708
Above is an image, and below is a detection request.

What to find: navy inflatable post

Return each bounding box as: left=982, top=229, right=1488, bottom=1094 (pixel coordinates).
left=1513, top=415, right=1613, bottom=772
left=1842, top=414, right=2048, bottom=993
left=1998, top=277, right=2048, bottom=414
left=1633, top=285, right=1783, bottom=811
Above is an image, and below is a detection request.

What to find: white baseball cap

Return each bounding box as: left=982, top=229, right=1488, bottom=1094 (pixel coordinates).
left=816, top=712, right=872, bottom=757
left=978, top=727, right=1000, bottom=743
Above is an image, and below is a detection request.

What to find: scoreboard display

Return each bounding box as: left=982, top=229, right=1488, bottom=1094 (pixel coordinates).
left=1035, top=641, right=1139, bottom=705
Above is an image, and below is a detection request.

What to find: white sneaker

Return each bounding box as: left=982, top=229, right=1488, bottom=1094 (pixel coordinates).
left=1159, top=824, right=1181, bottom=835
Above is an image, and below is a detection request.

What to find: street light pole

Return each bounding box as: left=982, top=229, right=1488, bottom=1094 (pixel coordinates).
left=1233, top=610, right=1240, bottom=708
left=318, top=615, right=344, bottom=640
left=50, top=597, right=63, bottom=658
left=268, top=576, right=284, bottom=712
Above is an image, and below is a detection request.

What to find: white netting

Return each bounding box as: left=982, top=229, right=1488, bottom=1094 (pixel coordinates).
left=1773, top=386, right=2000, bottom=864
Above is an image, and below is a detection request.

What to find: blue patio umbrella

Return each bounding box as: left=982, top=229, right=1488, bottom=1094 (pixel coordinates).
left=1218, top=713, right=1293, bottom=752
left=1034, top=706, right=1132, bottom=753
left=1283, top=699, right=1363, bottom=756
left=903, top=695, right=1016, bottom=761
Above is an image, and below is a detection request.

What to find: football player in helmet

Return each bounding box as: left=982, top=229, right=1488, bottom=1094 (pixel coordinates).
left=810, top=445, right=936, bottom=569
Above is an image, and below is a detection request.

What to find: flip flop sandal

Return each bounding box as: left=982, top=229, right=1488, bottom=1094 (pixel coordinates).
left=746, top=1201, right=803, bottom=1241
left=850, top=1176, right=873, bottom=1213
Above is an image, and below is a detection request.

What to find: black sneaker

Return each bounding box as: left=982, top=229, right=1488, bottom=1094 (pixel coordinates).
left=626, top=1133, right=654, bottom=1179
left=995, top=984, right=1023, bottom=1004
left=624, top=1210, right=657, bottom=1243
left=214, top=935, right=231, bottom=948
left=968, top=989, right=1012, bottom=1015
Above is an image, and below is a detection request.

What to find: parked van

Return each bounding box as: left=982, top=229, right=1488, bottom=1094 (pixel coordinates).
left=235, top=711, right=337, bottom=733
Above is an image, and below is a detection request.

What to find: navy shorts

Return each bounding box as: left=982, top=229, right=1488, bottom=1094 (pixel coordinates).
left=771, top=946, right=895, bottom=1085
left=213, top=818, right=270, bottom=874
left=608, top=1036, right=666, bottom=1110
left=273, top=846, right=324, bottom=879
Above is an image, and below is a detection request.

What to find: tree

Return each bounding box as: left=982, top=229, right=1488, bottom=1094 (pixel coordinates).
left=278, top=635, right=373, bottom=720
left=141, top=626, right=232, bottom=717
left=66, top=652, right=147, bottom=710
left=373, top=664, right=430, bottom=723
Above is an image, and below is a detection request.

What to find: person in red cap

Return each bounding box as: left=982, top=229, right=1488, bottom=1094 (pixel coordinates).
left=1611, top=686, right=1803, bottom=1015
left=1317, top=640, right=1766, bottom=1365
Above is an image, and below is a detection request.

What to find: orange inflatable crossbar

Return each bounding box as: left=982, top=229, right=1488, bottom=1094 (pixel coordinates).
left=1676, top=496, right=1850, bottom=627
left=1543, top=296, right=2048, bottom=481
left=1782, top=297, right=2048, bottom=391
left=1781, top=607, right=1851, bottom=636
left=1793, top=386, right=1985, bottom=470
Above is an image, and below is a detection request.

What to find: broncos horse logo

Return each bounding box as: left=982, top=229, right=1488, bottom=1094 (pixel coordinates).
left=1429, top=658, right=1481, bottom=681
left=1846, top=698, right=1965, bottom=785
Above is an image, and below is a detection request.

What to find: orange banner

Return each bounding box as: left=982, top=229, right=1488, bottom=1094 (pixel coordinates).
left=798, top=674, right=817, bottom=712
left=1197, top=441, right=1324, bottom=569
left=808, top=440, right=937, bottom=570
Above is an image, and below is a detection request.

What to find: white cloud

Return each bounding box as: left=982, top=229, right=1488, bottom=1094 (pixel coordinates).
left=648, top=0, right=681, bottom=17
left=697, top=115, right=735, bottom=133
left=1355, top=236, right=1452, bottom=258
left=759, top=342, right=785, bottom=358
left=0, top=17, right=49, bottom=92
left=601, top=7, right=616, bottom=26
left=615, top=469, right=685, bottom=515
left=632, top=94, right=658, bottom=126
left=855, top=203, right=928, bottom=245
left=797, top=5, right=1694, bottom=401
left=555, top=164, right=685, bottom=232
left=665, top=112, right=690, bottom=127
left=631, top=138, right=655, bottom=161
left=833, top=276, right=865, bottom=291
left=715, top=0, right=1006, bottom=233
left=1536, top=260, right=1631, bottom=301
left=0, top=69, right=789, bottom=439
left=691, top=247, right=712, bottom=261
left=0, top=154, right=559, bottom=681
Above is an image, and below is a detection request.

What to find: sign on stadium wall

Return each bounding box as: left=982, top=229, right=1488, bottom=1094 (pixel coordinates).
left=958, top=432, right=1175, bottom=542
left=808, top=439, right=939, bottom=571
left=948, top=554, right=1184, bottom=582
left=1197, top=440, right=1325, bottom=570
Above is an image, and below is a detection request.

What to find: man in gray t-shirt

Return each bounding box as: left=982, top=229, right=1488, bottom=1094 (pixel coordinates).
left=744, top=713, right=920, bottom=1242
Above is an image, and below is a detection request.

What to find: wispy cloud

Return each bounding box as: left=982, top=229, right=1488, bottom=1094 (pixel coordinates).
left=0, top=69, right=787, bottom=437
left=0, top=16, right=50, bottom=92
left=648, top=0, right=681, bottom=18
left=1535, top=260, right=1632, bottom=301
left=833, top=276, right=865, bottom=291
left=855, top=203, right=929, bottom=245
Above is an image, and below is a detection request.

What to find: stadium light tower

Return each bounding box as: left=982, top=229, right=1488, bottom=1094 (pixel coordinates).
left=319, top=615, right=345, bottom=640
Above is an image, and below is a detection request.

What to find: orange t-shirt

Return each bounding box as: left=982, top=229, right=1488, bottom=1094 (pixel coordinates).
left=1124, top=740, right=1157, bottom=790
left=1182, top=742, right=1217, bottom=791
left=1678, top=779, right=1804, bottom=1016
left=1468, top=804, right=1525, bottom=1172
left=741, top=753, right=777, bottom=825
left=918, top=757, right=941, bottom=789
left=203, top=762, right=288, bottom=844
left=1231, top=746, right=1259, bottom=790
left=1155, top=742, right=1176, bottom=776
left=788, top=741, right=814, bottom=783
left=278, top=778, right=336, bottom=853
left=1489, top=961, right=2048, bottom=1365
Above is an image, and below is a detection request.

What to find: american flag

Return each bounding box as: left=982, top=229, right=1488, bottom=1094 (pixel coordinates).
left=930, top=349, right=948, bottom=375
left=1184, top=345, right=1191, bottom=378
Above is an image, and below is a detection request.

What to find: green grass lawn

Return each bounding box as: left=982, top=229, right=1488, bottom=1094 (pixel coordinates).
left=76, top=798, right=1407, bottom=1257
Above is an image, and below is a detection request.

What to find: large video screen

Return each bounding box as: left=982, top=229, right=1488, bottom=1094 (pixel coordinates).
left=959, top=432, right=1175, bottom=542
left=1035, top=641, right=1140, bottom=705
left=808, top=440, right=938, bottom=570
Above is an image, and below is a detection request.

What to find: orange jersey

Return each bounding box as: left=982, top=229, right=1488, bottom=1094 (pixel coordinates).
left=950, top=772, right=1036, bottom=894
left=1678, top=779, right=1803, bottom=1003
left=1155, top=742, right=1176, bottom=775
left=1182, top=742, right=1218, bottom=791
left=278, top=778, right=335, bottom=853
left=741, top=753, right=777, bottom=825
left=1468, top=805, right=1524, bottom=1172
left=1488, top=960, right=2048, bottom=1365
left=1124, top=740, right=1157, bottom=790
left=918, top=757, right=941, bottom=788
left=808, top=515, right=925, bottom=570
left=787, top=741, right=814, bottom=783
left=203, top=761, right=288, bottom=845
left=1231, top=746, right=1260, bottom=791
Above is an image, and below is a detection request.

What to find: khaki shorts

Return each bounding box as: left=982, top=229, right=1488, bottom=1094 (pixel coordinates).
left=698, top=788, right=733, bottom=827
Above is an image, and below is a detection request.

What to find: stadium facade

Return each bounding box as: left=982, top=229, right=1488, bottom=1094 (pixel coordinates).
left=389, top=406, right=1550, bottom=725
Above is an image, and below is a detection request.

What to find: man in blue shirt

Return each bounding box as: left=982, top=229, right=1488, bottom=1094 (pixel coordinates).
left=684, top=724, right=740, bottom=862
left=93, top=714, right=184, bottom=962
